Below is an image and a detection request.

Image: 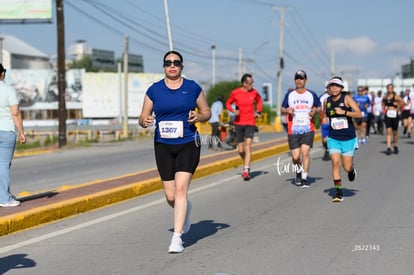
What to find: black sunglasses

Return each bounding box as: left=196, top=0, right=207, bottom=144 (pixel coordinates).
left=163, top=60, right=182, bottom=67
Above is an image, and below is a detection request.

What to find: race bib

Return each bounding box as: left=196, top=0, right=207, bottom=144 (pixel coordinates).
left=293, top=111, right=310, bottom=127
left=330, top=117, right=349, bottom=130
left=159, top=121, right=184, bottom=138
left=386, top=110, right=397, bottom=118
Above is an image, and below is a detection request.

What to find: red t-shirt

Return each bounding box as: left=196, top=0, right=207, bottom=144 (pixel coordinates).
left=226, top=87, right=262, bottom=125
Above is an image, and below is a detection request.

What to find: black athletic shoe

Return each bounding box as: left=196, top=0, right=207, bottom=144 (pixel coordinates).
left=332, top=189, right=344, bottom=202
left=394, top=146, right=399, bottom=154
left=295, top=172, right=302, bottom=186
left=301, top=179, right=310, bottom=188
left=386, top=148, right=392, bottom=155
left=348, top=168, right=357, bottom=182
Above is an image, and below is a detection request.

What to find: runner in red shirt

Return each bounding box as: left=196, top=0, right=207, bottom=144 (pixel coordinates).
left=226, top=73, right=262, bottom=181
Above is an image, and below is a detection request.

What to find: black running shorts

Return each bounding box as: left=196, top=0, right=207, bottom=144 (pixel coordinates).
left=235, top=125, right=256, bottom=143
left=154, top=141, right=201, bottom=181
left=287, top=131, right=315, bottom=150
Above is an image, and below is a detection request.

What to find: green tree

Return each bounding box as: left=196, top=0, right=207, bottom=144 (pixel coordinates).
left=206, top=80, right=239, bottom=106
left=68, top=56, right=95, bottom=71
left=68, top=56, right=118, bottom=72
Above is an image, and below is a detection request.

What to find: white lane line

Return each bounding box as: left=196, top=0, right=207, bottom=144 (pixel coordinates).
left=0, top=148, right=321, bottom=254
left=0, top=169, right=252, bottom=254
left=0, top=199, right=165, bottom=254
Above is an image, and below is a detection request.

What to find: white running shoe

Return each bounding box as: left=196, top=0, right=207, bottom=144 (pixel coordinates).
left=182, top=201, right=192, bottom=234
left=168, top=235, right=184, bottom=253
left=0, top=199, right=20, bottom=207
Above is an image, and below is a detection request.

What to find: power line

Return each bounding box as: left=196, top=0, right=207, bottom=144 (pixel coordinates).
left=66, top=1, right=164, bottom=53
left=290, top=7, right=331, bottom=68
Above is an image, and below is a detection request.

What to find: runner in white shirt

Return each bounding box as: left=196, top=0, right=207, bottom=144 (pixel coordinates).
left=373, top=90, right=384, bottom=135
left=402, top=88, right=412, bottom=138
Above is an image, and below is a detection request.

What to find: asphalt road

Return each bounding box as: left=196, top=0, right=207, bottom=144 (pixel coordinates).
left=10, top=132, right=284, bottom=195
left=1, top=132, right=413, bottom=274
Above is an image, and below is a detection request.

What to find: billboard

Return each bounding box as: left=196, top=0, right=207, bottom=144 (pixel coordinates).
left=0, top=0, right=52, bottom=21
left=5, top=69, right=164, bottom=117
left=6, top=69, right=84, bottom=110
left=82, top=73, right=163, bottom=118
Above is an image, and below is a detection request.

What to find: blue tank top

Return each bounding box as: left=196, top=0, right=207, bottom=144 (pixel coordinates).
left=146, top=78, right=201, bottom=144
left=325, top=93, right=356, bottom=140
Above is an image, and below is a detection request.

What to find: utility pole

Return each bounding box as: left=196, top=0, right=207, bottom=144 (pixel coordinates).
left=0, top=36, right=3, bottom=64
left=163, top=0, right=173, bottom=50
left=122, top=35, right=129, bottom=138
left=340, top=69, right=359, bottom=92
left=330, top=48, right=335, bottom=76
left=275, top=6, right=289, bottom=132
left=56, top=0, right=67, bottom=147
left=238, top=48, right=243, bottom=80
left=211, top=45, right=216, bottom=86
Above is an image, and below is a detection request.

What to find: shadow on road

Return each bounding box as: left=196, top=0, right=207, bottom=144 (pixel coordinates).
left=323, top=187, right=359, bottom=200
left=178, top=220, right=230, bottom=248
left=0, top=254, right=36, bottom=274
left=19, top=191, right=59, bottom=202
left=287, top=176, right=324, bottom=187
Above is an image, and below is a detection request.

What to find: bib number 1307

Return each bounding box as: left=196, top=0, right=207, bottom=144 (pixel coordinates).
left=159, top=121, right=184, bottom=138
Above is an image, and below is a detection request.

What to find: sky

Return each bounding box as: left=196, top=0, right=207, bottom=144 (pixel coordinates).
left=0, top=0, right=413, bottom=100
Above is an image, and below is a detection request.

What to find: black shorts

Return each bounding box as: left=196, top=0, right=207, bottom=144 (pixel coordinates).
left=287, top=131, right=315, bottom=150
left=401, top=110, right=410, bottom=120
left=154, top=141, right=200, bottom=181
left=354, top=117, right=368, bottom=125
left=384, top=117, right=399, bottom=130
left=235, top=125, right=256, bottom=143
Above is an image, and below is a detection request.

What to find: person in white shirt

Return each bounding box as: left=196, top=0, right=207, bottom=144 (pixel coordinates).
left=0, top=64, right=26, bottom=207
left=208, top=95, right=224, bottom=150
left=366, top=90, right=376, bottom=136
left=401, top=88, right=412, bottom=138
left=373, top=90, right=384, bottom=135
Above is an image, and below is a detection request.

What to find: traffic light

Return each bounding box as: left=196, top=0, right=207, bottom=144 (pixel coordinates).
left=262, top=83, right=272, bottom=103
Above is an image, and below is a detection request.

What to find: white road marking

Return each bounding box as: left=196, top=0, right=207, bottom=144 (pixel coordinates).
left=0, top=148, right=322, bottom=254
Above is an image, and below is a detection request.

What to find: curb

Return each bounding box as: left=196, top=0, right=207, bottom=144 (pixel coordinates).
left=0, top=134, right=320, bottom=236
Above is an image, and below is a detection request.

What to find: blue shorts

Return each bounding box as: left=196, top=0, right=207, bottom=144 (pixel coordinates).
left=327, top=137, right=357, bottom=157
left=321, top=123, right=330, bottom=139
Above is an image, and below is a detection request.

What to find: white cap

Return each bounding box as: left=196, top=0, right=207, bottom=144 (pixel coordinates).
left=328, top=78, right=344, bottom=88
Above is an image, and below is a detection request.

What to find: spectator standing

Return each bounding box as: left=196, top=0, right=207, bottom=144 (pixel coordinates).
left=208, top=95, right=224, bottom=150
left=0, top=64, right=26, bottom=207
